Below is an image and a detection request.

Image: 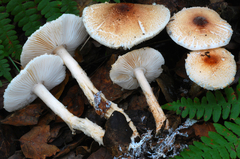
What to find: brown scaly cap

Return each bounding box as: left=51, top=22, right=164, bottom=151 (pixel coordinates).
left=167, top=7, right=233, bottom=50
left=185, top=48, right=236, bottom=90
left=82, top=3, right=170, bottom=50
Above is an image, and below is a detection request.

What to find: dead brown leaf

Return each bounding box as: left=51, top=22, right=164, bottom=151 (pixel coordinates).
left=50, top=73, right=70, bottom=100
left=61, top=85, right=84, bottom=117
left=49, top=124, right=65, bottom=142
left=0, top=124, right=16, bottom=158
left=8, top=150, right=25, bottom=159
left=55, top=85, right=85, bottom=123
left=174, top=53, right=188, bottom=79
left=128, top=93, right=148, bottom=110
left=19, top=125, right=60, bottom=159
left=76, top=141, right=100, bottom=157
left=37, top=111, right=56, bottom=126
left=76, top=0, right=93, bottom=16
left=192, top=122, right=216, bottom=138
left=1, top=104, right=44, bottom=126
left=54, top=136, right=86, bottom=158
left=87, top=147, right=112, bottom=159
left=57, top=151, right=83, bottom=159
left=91, top=54, right=130, bottom=101
left=0, top=84, right=7, bottom=109
left=103, top=111, right=132, bottom=157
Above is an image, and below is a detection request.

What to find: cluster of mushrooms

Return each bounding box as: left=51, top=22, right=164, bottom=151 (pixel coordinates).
left=3, top=2, right=236, bottom=154
left=166, top=7, right=236, bottom=91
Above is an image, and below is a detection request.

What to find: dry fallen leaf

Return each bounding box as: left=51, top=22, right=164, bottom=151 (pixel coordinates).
left=76, top=0, right=93, bottom=16
left=19, top=125, right=60, bottom=159
left=8, top=150, right=25, bottom=159
left=1, top=104, right=44, bottom=126
left=54, top=136, right=86, bottom=158
left=49, top=124, right=65, bottom=143
left=192, top=122, right=216, bottom=138
left=87, top=147, right=112, bottom=159
left=91, top=54, right=130, bottom=101
left=128, top=93, right=148, bottom=110
left=61, top=85, right=85, bottom=117
left=0, top=84, right=7, bottom=109
left=50, top=73, right=70, bottom=100
left=103, top=111, right=132, bottom=157
left=57, top=151, right=83, bottom=159
left=0, top=124, right=16, bottom=158
left=37, top=111, right=56, bottom=126
left=55, top=85, right=85, bottom=123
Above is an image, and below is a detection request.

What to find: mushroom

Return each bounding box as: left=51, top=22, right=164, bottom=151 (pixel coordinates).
left=82, top=3, right=170, bottom=50
left=20, top=14, right=95, bottom=105
left=4, top=54, right=105, bottom=145
left=110, top=47, right=166, bottom=132
left=166, top=7, right=233, bottom=50
left=185, top=48, right=236, bottom=90
left=20, top=14, right=139, bottom=138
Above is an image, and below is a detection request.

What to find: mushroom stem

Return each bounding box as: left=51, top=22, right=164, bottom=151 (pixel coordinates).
left=53, top=45, right=139, bottom=138
left=32, top=83, right=105, bottom=145
left=54, top=45, right=97, bottom=106
left=134, top=68, right=166, bottom=132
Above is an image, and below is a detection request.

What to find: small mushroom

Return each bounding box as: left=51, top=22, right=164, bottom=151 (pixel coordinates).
left=20, top=14, right=139, bottom=138
left=166, top=7, right=233, bottom=50
left=185, top=48, right=236, bottom=90
left=4, top=54, right=105, bottom=145
left=82, top=3, right=170, bottom=50
left=110, top=47, right=166, bottom=133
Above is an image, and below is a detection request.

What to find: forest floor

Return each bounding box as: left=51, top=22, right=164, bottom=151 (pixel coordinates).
left=1, top=0, right=240, bottom=158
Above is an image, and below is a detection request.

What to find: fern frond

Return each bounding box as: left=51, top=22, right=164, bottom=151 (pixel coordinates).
left=0, top=6, right=22, bottom=60
left=94, top=0, right=121, bottom=3
left=0, top=0, right=80, bottom=85
left=61, top=0, right=79, bottom=15
left=6, top=0, right=42, bottom=36
left=0, top=55, right=12, bottom=82
left=38, top=0, right=62, bottom=21
left=162, top=81, right=240, bottom=122
left=174, top=118, right=240, bottom=159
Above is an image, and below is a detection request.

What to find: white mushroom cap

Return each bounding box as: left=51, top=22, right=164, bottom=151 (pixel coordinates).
left=110, top=47, right=165, bottom=90
left=166, top=7, right=233, bottom=50
left=4, top=54, right=65, bottom=112
left=185, top=48, right=236, bottom=90
left=21, top=14, right=88, bottom=67
left=82, top=3, right=170, bottom=50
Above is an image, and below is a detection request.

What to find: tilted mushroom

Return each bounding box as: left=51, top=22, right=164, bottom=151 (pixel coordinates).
left=166, top=7, right=233, bottom=50
left=82, top=3, right=170, bottom=50
left=185, top=48, right=236, bottom=90
left=4, top=54, right=105, bottom=145
left=110, top=47, right=166, bottom=133
left=20, top=13, right=138, bottom=138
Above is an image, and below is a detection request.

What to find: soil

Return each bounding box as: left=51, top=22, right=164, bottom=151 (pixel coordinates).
left=1, top=0, right=240, bottom=158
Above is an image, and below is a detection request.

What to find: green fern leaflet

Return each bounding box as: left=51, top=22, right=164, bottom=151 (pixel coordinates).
left=174, top=118, right=240, bottom=159
left=162, top=80, right=240, bottom=122
left=0, top=0, right=80, bottom=85
left=0, top=55, right=12, bottom=82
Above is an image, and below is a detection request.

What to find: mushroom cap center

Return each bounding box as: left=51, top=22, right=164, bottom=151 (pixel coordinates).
left=201, top=51, right=220, bottom=66
left=114, top=3, right=134, bottom=14
left=193, top=16, right=208, bottom=27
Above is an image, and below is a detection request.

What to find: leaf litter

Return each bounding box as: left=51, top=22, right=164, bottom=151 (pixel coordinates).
left=1, top=0, right=240, bottom=158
